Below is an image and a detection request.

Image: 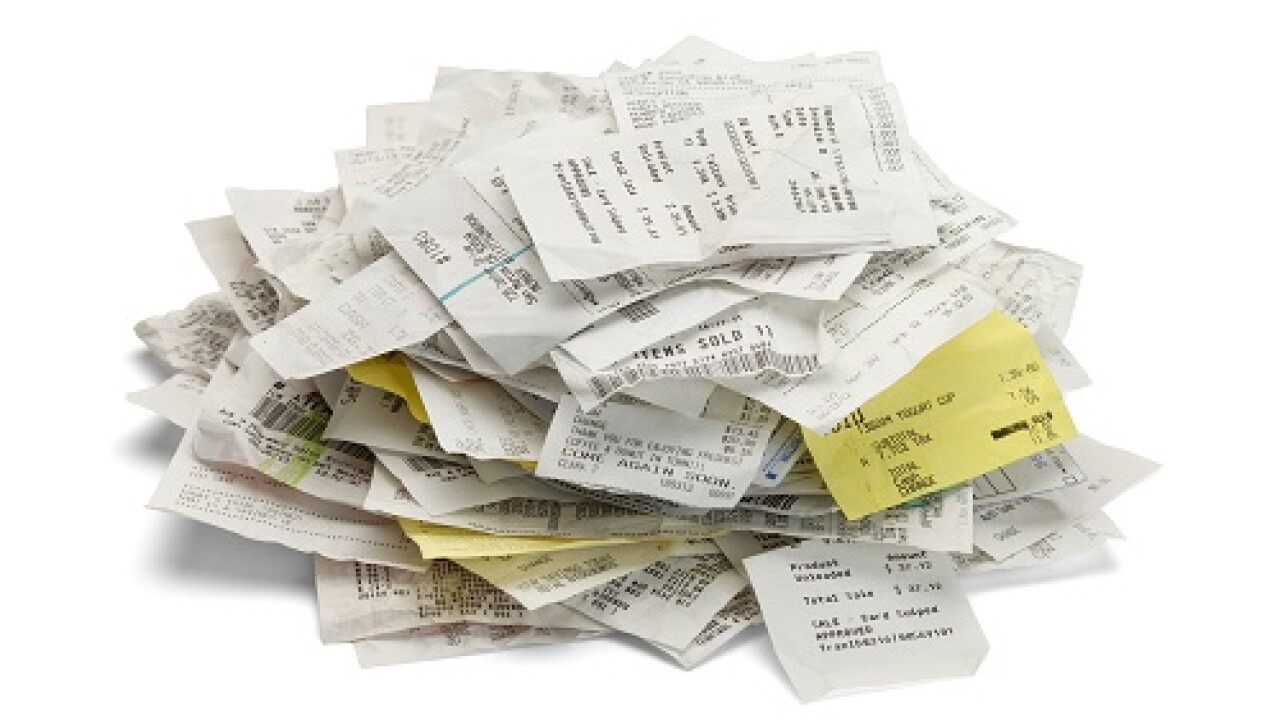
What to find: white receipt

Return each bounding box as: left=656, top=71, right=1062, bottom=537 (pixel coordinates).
left=971, top=443, right=1089, bottom=506
left=651, top=36, right=751, bottom=66
left=744, top=541, right=988, bottom=701
left=621, top=378, right=718, bottom=418
left=494, top=92, right=934, bottom=281
left=536, top=396, right=776, bottom=508
left=134, top=293, right=244, bottom=377
left=250, top=254, right=453, bottom=379
left=953, top=511, right=1121, bottom=574
left=187, top=216, right=284, bottom=334
left=1036, top=327, right=1092, bottom=392
left=403, top=338, right=570, bottom=404
left=971, top=437, right=1156, bottom=560
left=431, top=67, right=611, bottom=126
left=607, top=53, right=884, bottom=131
left=829, top=143, right=1016, bottom=311
left=314, top=556, right=601, bottom=643
left=225, top=187, right=342, bottom=269
left=263, top=231, right=369, bottom=301
left=334, top=136, right=465, bottom=209
left=957, top=241, right=1082, bottom=336
left=150, top=429, right=423, bottom=570
left=364, top=102, right=469, bottom=148
left=562, top=553, right=747, bottom=648
left=407, top=363, right=547, bottom=461
left=654, top=587, right=762, bottom=668
left=361, top=462, right=439, bottom=522
left=126, top=373, right=209, bottom=429
left=714, top=532, right=804, bottom=575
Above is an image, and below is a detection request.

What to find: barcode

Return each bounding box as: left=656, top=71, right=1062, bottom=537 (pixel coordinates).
left=739, top=494, right=800, bottom=511
left=618, top=300, right=660, bottom=324
left=326, top=440, right=374, bottom=461
left=250, top=395, right=325, bottom=441
left=405, top=455, right=455, bottom=473
left=587, top=349, right=820, bottom=400
left=698, top=349, right=819, bottom=378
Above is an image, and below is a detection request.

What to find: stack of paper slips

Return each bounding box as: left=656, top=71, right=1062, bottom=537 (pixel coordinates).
left=128, top=37, right=1157, bottom=701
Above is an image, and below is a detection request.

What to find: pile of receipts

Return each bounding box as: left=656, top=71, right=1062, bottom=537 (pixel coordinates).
left=129, top=37, right=1157, bottom=701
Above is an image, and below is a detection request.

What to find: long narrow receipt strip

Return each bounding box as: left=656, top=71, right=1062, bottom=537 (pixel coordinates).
left=804, top=310, right=1077, bottom=520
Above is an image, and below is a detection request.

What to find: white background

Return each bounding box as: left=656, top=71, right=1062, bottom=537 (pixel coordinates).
left=2, top=1, right=1275, bottom=717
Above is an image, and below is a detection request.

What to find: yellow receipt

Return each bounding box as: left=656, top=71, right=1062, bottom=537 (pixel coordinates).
left=397, top=519, right=643, bottom=559
left=347, top=354, right=430, bottom=424
left=803, top=311, right=1077, bottom=520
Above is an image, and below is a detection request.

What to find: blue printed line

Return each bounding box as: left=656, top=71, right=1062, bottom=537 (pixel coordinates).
left=438, top=243, right=535, bottom=303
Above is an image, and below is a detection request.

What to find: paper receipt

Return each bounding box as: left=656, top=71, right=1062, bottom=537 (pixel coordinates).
left=804, top=310, right=1077, bottom=520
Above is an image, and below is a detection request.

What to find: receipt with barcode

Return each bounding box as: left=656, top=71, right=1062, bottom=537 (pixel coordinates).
left=553, top=295, right=827, bottom=409
left=192, top=356, right=374, bottom=508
